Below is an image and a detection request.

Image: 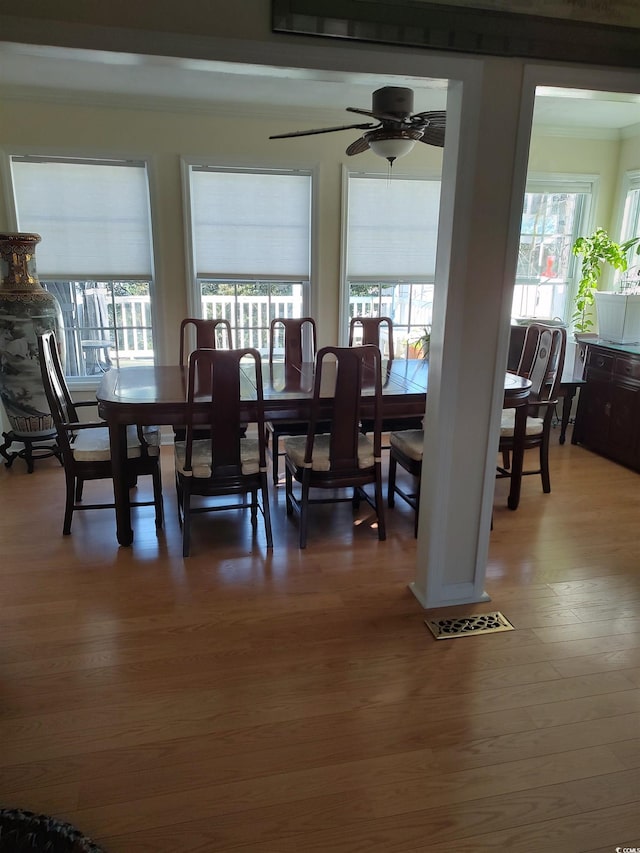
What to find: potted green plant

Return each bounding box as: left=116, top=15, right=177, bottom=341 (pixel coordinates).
left=414, top=326, right=431, bottom=359
left=571, top=227, right=640, bottom=334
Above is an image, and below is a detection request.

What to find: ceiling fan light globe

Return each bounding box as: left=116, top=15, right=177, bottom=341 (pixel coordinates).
left=368, top=137, right=417, bottom=161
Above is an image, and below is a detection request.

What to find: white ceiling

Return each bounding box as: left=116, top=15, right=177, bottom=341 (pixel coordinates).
left=2, top=41, right=640, bottom=133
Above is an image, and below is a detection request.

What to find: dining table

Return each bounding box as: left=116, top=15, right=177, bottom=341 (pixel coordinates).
left=97, top=359, right=531, bottom=545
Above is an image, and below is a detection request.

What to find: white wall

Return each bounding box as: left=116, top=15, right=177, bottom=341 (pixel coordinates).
left=528, top=132, right=622, bottom=226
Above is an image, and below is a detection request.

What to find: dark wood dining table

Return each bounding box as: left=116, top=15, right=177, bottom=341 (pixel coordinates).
left=97, top=360, right=531, bottom=545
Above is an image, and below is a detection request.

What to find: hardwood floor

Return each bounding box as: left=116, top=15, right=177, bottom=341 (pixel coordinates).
left=1, top=427, right=639, bottom=852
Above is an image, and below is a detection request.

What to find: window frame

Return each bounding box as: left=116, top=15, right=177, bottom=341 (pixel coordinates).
left=3, top=150, right=160, bottom=386
left=617, top=168, right=640, bottom=283
left=514, top=172, right=597, bottom=325
left=340, top=167, right=442, bottom=351
left=182, top=159, right=316, bottom=343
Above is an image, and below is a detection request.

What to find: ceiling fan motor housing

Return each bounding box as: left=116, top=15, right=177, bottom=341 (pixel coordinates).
left=373, top=86, right=414, bottom=118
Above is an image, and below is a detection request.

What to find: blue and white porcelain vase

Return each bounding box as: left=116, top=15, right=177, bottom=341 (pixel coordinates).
left=0, top=232, right=65, bottom=437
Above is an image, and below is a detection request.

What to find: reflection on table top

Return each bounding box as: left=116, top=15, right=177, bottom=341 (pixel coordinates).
left=97, top=360, right=529, bottom=426
left=261, top=358, right=429, bottom=398
left=98, top=360, right=429, bottom=403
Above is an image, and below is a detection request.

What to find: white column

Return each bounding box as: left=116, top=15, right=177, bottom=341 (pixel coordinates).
left=411, top=58, right=533, bottom=609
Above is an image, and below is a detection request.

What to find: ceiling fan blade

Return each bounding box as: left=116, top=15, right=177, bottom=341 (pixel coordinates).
left=412, top=111, right=446, bottom=147
left=345, top=136, right=371, bottom=156
left=269, top=122, right=377, bottom=140
left=412, top=110, right=446, bottom=126
left=418, top=128, right=445, bottom=148
left=346, top=106, right=406, bottom=123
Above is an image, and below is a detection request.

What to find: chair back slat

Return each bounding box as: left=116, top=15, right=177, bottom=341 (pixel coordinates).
left=38, top=330, right=78, bottom=456
left=269, top=317, right=317, bottom=366
left=527, top=327, right=566, bottom=404
left=515, top=324, right=543, bottom=378
left=349, top=316, right=394, bottom=360
left=179, top=318, right=233, bottom=366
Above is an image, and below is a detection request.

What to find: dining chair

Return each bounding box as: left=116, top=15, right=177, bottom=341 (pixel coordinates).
left=179, top=317, right=233, bottom=365
left=387, top=428, right=423, bottom=537
left=176, top=317, right=235, bottom=441
left=283, top=344, right=386, bottom=549
left=349, top=315, right=423, bottom=436
left=265, top=317, right=329, bottom=485
left=348, top=316, right=395, bottom=359
left=513, top=322, right=548, bottom=378
left=38, top=330, right=163, bottom=535
left=174, top=347, right=273, bottom=557
left=498, top=324, right=567, bottom=493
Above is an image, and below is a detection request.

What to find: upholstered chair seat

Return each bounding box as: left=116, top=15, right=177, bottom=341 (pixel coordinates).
left=174, top=437, right=262, bottom=478
left=73, top=425, right=160, bottom=462
left=389, top=428, right=424, bottom=461
left=284, top=433, right=375, bottom=472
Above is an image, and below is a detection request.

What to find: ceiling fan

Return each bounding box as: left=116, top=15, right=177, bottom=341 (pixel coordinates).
left=269, top=86, right=446, bottom=165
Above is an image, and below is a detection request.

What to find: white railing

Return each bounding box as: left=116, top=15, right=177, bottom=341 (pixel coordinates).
left=108, top=293, right=415, bottom=361
left=113, top=296, right=154, bottom=359
left=202, top=295, right=302, bottom=352
left=349, top=297, right=394, bottom=318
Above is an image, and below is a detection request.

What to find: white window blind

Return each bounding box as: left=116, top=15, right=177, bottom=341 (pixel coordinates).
left=191, top=168, right=311, bottom=278
left=347, top=176, right=441, bottom=278
left=10, top=157, right=153, bottom=277
left=526, top=178, right=594, bottom=195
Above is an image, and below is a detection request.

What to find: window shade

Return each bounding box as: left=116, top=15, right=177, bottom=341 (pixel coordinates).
left=191, top=169, right=311, bottom=278
left=347, top=176, right=441, bottom=278
left=11, top=158, right=153, bottom=277
left=526, top=178, right=595, bottom=195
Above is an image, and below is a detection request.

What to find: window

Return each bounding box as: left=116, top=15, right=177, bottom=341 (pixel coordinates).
left=344, top=173, right=441, bottom=357
left=619, top=170, right=640, bottom=286
left=186, top=165, right=312, bottom=354
left=513, top=178, right=593, bottom=323
left=10, top=155, right=156, bottom=378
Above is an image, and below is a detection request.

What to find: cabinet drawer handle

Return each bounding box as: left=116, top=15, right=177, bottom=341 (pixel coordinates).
left=623, top=364, right=631, bottom=374
left=597, top=357, right=606, bottom=367
left=604, top=402, right=612, bottom=417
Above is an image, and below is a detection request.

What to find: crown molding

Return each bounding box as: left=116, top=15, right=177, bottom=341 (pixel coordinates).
left=531, top=124, right=621, bottom=141
left=621, top=121, right=640, bottom=140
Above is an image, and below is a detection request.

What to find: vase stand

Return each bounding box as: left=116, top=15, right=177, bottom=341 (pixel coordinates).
left=0, top=430, right=63, bottom=474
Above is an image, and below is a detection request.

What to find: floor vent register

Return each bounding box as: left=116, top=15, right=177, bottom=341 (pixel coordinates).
left=425, top=611, right=515, bottom=640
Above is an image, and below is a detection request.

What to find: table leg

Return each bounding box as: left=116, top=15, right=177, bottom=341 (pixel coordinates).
left=507, top=402, right=527, bottom=510
left=109, top=422, right=134, bottom=545
left=559, top=387, right=576, bottom=445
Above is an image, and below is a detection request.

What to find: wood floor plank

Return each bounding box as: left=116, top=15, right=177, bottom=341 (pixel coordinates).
left=59, top=745, right=626, bottom=842
left=411, top=800, right=640, bottom=852
left=104, top=767, right=640, bottom=852
left=1, top=434, right=639, bottom=851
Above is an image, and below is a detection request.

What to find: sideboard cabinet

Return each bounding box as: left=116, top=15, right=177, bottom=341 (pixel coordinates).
left=573, top=341, right=640, bottom=471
